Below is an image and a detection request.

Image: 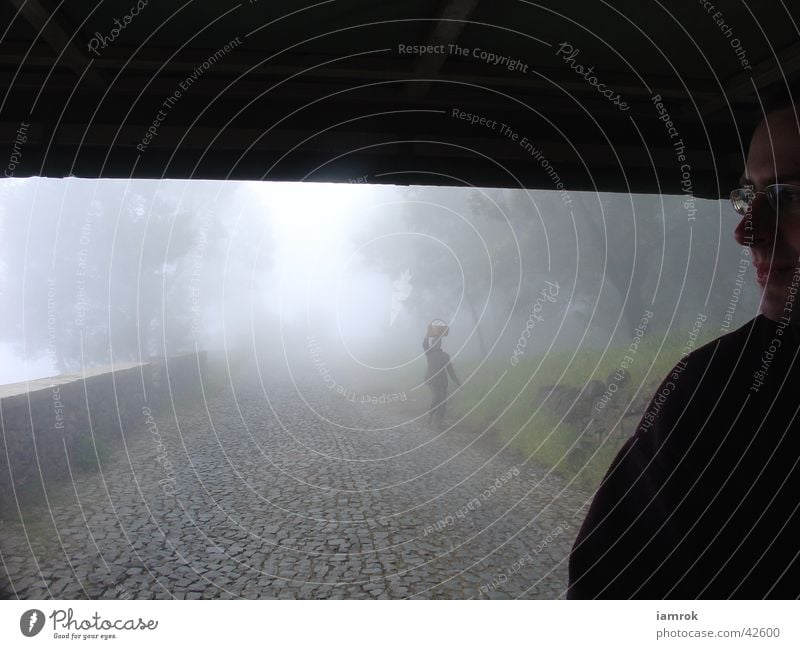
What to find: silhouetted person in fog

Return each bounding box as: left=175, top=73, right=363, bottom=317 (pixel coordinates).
left=423, top=334, right=460, bottom=429
left=569, top=90, right=800, bottom=599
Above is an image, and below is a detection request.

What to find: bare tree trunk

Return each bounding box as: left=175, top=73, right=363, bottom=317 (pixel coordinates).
left=573, top=192, right=648, bottom=336
left=467, top=296, right=488, bottom=357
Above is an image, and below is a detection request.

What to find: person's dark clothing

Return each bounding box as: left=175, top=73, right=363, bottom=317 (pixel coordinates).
left=423, top=337, right=459, bottom=427
left=569, top=315, right=800, bottom=599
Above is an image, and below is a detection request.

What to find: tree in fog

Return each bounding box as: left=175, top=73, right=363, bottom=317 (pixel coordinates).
left=0, top=179, right=235, bottom=373
left=356, top=186, right=507, bottom=356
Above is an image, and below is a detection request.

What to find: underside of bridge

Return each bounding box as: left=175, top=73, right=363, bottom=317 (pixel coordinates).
left=2, top=0, right=799, bottom=197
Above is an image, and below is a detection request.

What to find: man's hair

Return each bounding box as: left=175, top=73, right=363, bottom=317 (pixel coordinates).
left=761, top=80, right=800, bottom=118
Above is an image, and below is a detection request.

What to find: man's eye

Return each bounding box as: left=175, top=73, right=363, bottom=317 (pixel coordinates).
left=776, top=187, right=800, bottom=205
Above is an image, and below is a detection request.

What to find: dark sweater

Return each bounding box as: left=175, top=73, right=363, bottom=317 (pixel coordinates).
left=422, top=337, right=459, bottom=389
left=568, top=315, right=800, bottom=599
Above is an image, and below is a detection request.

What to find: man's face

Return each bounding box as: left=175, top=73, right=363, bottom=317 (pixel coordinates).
left=736, top=106, right=800, bottom=321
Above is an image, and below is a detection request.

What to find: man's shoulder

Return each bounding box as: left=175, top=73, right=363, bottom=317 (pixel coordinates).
left=633, top=316, right=773, bottom=455
left=679, top=315, right=766, bottom=371
left=657, top=316, right=778, bottom=398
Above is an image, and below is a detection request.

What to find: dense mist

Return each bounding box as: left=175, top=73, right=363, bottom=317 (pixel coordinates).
left=0, top=177, right=760, bottom=392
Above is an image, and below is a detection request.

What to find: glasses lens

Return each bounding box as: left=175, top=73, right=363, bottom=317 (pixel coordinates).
left=766, top=184, right=800, bottom=215
left=730, top=188, right=753, bottom=215
left=766, top=185, right=782, bottom=211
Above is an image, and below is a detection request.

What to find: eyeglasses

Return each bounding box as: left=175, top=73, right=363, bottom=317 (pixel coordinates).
left=730, top=183, right=800, bottom=217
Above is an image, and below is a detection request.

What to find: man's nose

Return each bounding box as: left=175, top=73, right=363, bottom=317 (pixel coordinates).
left=733, top=193, right=774, bottom=247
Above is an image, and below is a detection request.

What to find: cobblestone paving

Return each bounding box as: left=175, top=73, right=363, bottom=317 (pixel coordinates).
left=1, top=370, right=592, bottom=599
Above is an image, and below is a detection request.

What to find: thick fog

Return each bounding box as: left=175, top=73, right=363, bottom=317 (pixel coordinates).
left=0, top=177, right=760, bottom=392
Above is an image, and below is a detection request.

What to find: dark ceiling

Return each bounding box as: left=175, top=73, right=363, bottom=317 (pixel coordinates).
left=1, top=0, right=798, bottom=197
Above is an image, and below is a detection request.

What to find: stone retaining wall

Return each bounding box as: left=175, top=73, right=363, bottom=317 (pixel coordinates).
left=0, top=352, right=206, bottom=515
left=149, top=350, right=208, bottom=410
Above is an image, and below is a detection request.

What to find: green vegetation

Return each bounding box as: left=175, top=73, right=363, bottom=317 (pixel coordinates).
left=451, top=327, right=716, bottom=490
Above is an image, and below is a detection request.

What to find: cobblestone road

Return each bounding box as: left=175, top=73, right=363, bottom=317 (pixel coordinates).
left=1, top=370, right=592, bottom=599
